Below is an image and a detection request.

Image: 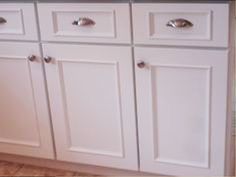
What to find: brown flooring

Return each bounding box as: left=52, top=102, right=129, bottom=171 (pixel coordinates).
left=0, top=146, right=234, bottom=177
left=0, top=160, right=98, bottom=176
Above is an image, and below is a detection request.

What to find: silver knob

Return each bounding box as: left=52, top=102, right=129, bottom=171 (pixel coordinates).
left=0, top=17, right=7, bottom=24
left=28, top=55, right=36, bottom=62
left=72, top=17, right=95, bottom=27
left=137, top=61, right=146, bottom=69
left=44, top=56, right=52, bottom=63
left=166, top=18, right=193, bottom=28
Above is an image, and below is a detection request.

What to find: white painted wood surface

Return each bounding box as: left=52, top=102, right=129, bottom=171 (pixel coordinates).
left=135, top=47, right=229, bottom=176
left=42, top=43, right=138, bottom=170
left=0, top=3, right=38, bottom=41
left=132, top=3, right=229, bottom=47
left=0, top=1, right=234, bottom=176
left=0, top=42, right=54, bottom=159
left=38, top=3, right=131, bottom=43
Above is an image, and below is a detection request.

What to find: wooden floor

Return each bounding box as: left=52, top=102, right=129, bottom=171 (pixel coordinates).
left=0, top=155, right=235, bottom=176
left=0, top=160, right=98, bottom=176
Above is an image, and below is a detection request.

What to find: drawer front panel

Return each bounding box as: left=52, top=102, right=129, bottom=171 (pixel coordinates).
left=132, top=3, right=229, bottom=47
left=52, top=11, right=115, bottom=38
left=148, top=11, right=211, bottom=40
left=38, top=3, right=131, bottom=43
left=0, top=3, right=38, bottom=40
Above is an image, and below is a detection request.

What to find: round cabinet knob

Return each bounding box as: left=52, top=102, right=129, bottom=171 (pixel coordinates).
left=137, top=61, right=146, bottom=69
left=0, top=17, right=7, bottom=24
left=44, top=56, right=52, bottom=63
left=28, top=55, right=36, bottom=62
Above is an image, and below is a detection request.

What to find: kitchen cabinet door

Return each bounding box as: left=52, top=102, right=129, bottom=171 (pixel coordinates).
left=135, top=47, right=229, bottom=176
left=0, top=42, right=54, bottom=159
left=43, top=44, right=138, bottom=170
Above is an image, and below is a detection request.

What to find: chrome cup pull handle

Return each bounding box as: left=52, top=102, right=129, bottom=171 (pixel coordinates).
left=166, top=18, right=193, bottom=28
left=0, top=17, right=7, bottom=24
left=72, top=17, right=95, bottom=27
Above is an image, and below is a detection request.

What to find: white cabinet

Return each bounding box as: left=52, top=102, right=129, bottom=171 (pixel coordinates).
left=0, top=1, right=234, bottom=176
left=38, top=3, right=131, bottom=44
left=42, top=43, right=138, bottom=170
left=132, top=3, right=229, bottom=47
left=134, top=47, right=229, bottom=176
left=0, top=3, right=38, bottom=41
left=0, top=42, right=54, bottom=159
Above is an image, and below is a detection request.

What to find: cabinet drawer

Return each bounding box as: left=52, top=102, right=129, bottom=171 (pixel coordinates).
left=38, top=3, right=131, bottom=44
left=132, top=3, right=229, bottom=47
left=0, top=3, right=38, bottom=40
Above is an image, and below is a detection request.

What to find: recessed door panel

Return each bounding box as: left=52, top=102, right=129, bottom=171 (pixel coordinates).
left=59, top=61, right=124, bottom=157
left=151, top=65, right=210, bottom=168
left=0, top=59, right=40, bottom=146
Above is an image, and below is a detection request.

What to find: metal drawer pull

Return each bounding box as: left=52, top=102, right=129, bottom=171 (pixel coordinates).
left=166, top=18, right=193, bottom=28
left=72, top=17, right=95, bottom=27
left=0, top=17, right=7, bottom=24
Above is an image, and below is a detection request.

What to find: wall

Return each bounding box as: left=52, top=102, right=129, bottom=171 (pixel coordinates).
left=234, top=2, right=236, bottom=135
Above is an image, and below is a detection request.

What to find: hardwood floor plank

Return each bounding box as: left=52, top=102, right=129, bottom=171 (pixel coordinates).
left=0, top=160, right=102, bottom=176
left=0, top=161, right=23, bottom=176
left=14, top=164, right=47, bottom=176
left=14, top=164, right=77, bottom=176
left=43, top=167, right=76, bottom=176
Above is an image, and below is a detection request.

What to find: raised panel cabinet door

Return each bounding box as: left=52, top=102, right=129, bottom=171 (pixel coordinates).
left=135, top=47, right=229, bottom=176
left=0, top=42, right=54, bottom=159
left=42, top=44, right=138, bottom=170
